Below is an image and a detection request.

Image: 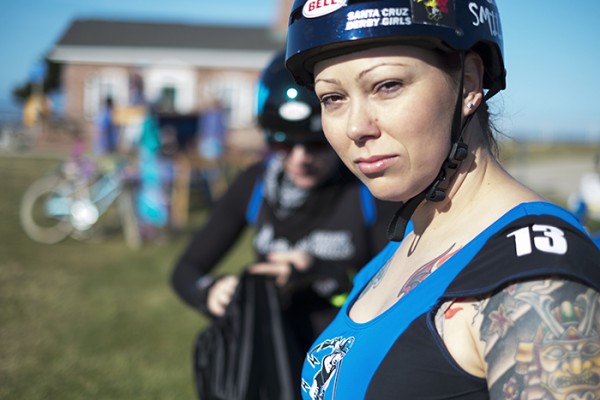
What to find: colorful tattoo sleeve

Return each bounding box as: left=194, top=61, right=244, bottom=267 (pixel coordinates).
left=478, top=279, right=600, bottom=400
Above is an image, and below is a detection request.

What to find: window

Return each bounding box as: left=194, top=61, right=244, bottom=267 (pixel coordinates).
left=159, top=86, right=177, bottom=113
left=83, top=69, right=128, bottom=120
left=204, top=74, right=255, bottom=129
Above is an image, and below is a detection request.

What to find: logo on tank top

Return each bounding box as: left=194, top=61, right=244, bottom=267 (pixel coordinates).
left=301, top=336, right=355, bottom=399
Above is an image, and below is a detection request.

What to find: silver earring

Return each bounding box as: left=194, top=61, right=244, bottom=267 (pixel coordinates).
left=467, top=102, right=474, bottom=110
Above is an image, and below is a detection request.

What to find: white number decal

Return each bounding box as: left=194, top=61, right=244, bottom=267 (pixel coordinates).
left=507, top=225, right=568, bottom=257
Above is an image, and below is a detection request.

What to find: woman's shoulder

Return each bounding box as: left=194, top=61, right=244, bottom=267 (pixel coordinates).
left=446, top=201, right=600, bottom=296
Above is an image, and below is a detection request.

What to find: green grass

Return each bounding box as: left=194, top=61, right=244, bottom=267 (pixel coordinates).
left=0, top=153, right=253, bottom=399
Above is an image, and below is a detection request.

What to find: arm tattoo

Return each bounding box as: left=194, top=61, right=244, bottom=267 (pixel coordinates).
left=477, top=279, right=600, bottom=399
left=434, top=299, right=466, bottom=338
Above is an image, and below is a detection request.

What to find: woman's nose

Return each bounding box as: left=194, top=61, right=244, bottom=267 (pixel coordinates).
left=346, top=102, right=380, bottom=144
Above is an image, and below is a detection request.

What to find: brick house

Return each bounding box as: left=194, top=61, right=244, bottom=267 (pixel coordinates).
left=48, top=18, right=288, bottom=155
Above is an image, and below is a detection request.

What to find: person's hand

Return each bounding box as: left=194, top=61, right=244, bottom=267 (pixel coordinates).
left=248, top=250, right=313, bottom=287
left=206, top=275, right=239, bottom=317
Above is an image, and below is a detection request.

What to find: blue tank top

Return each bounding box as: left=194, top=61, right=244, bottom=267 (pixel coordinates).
left=300, top=202, right=600, bottom=399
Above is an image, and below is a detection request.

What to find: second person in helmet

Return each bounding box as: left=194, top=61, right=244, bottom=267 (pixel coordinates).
left=170, top=50, right=398, bottom=399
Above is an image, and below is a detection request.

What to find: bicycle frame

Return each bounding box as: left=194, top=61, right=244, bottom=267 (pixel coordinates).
left=21, top=154, right=142, bottom=249
left=66, top=169, right=125, bottom=231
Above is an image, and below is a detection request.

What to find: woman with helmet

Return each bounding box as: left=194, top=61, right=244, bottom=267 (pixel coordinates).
left=284, top=1, right=600, bottom=399
left=170, top=50, right=397, bottom=398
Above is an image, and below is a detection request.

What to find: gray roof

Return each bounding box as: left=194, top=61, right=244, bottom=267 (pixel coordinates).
left=56, top=18, right=282, bottom=51
left=50, top=18, right=284, bottom=69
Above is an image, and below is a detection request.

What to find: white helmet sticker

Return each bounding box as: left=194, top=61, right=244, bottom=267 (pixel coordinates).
left=279, top=101, right=312, bottom=121
left=303, top=0, right=348, bottom=19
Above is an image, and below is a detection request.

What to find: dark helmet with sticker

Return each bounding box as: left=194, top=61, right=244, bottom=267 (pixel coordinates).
left=256, top=50, right=324, bottom=144
left=285, top=0, right=505, bottom=98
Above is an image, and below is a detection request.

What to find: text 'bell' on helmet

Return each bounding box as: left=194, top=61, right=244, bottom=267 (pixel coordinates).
left=285, top=0, right=506, bottom=98
left=256, top=50, right=323, bottom=142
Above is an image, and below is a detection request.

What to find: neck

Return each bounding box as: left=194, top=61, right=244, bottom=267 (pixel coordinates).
left=411, top=122, right=491, bottom=236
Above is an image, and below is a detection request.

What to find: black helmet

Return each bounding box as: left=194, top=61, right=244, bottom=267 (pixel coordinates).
left=286, top=0, right=507, bottom=242
left=256, top=50, right=324, bottom=144
left=286, top=0, right=505, bottom=98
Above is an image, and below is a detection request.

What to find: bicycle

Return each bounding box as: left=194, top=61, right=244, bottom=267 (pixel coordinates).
left=19, top=153, right=143, bottom=250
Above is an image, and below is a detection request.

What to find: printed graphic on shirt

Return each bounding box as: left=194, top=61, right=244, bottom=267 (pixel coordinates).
left=254, top=224, right=355, bottom=260
left=302, top=336, right=355, bottom=400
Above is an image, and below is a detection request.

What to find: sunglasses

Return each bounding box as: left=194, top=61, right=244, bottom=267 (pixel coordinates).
left=267, top=137, right=331, bottom=153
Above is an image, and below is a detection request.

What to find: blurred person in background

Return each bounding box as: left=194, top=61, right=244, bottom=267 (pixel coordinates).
left=197, top=98, right=227, bottom=162
left=170, top=51, right=397, bottom=399
left=22, top=92, right=52, bottom=129
left=94, top=96, right=120, bottom=157
left=196, top=98, right=228, bottom=200
left=136, top=103, right=172, bottom=241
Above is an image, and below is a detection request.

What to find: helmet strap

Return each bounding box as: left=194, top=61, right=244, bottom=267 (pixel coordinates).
left=387, top=191, right=426, bottom=241
left=387, top=53, right=477, bottom=242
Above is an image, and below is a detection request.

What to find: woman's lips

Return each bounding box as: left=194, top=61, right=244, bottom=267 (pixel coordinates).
left=355, top=155, right=398, bottom=175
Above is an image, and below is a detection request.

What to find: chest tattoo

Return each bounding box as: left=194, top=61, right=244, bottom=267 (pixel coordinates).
left=397, top=244, right=460, bottom=299
left=358, top=259, right=390, bottom=299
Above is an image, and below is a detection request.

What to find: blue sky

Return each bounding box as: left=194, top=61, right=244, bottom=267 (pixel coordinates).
left=0, top=1, right=599, bottom=139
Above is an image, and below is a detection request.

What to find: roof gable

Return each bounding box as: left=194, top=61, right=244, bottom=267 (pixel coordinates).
left=56, top=18, right=282, bottom=51
left=50, top=18, right=284, bottom=69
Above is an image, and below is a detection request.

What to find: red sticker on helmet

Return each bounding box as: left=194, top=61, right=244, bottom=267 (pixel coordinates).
left=303, top=0, right=348, bottom=19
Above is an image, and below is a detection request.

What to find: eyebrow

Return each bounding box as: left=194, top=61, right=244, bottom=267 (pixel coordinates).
left=314, top=76, right=339, bottom=86
left=358, top=62, right=408, bottom=79
left=315, top=62, right=409, bottom=85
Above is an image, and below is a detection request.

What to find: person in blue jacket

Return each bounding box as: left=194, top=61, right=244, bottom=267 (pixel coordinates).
left=283, top=1, right=600, bottom=399
left=94, top=96, right=119, bottom=156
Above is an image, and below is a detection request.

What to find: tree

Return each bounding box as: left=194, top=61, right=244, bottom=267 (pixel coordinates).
left=11, top=57, right=62, bottom=104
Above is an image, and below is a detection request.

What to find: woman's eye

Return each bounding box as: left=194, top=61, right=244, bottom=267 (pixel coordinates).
left=375, top=80, right=402, bottom=95
left=319, top=94, right=343, bottom=107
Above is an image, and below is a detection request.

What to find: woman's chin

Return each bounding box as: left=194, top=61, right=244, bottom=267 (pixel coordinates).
left=364, top=181, right=422, bottom=203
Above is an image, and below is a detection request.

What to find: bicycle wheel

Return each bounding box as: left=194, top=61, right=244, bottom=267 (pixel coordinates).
left=19, top=175, right=76, bottom=244
left=117, top=187, right=142, bottom=250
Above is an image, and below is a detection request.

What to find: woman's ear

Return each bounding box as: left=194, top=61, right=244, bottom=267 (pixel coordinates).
left=463, top=51, right=484, bottom=115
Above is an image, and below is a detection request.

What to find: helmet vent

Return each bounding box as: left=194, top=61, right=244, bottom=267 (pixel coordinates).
left=289, top=7, right=303, bottom=24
